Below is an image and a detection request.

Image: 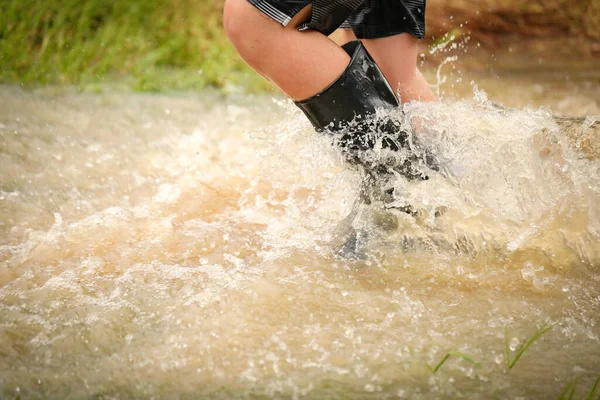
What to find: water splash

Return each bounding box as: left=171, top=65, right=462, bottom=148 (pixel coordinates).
left=0, top=85, right=599, bottom=399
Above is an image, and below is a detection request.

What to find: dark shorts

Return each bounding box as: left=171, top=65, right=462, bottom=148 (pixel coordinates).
left=247, top=0, right=426, bottom=39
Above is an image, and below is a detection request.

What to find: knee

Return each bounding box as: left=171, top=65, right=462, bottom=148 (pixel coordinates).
left=223, top=0, right=259, bottom=61
left=223, top=0, right=243, bottom=42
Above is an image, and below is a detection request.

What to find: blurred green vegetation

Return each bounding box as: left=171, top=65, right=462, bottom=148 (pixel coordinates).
left=0, top=0, right=270, bottom=92
left=1, top=0, right=597, bottom=92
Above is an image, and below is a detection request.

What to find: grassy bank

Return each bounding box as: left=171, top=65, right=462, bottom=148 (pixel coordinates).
left=1, top=0, right=598, bottom=92
left=0, top=0, right=269, bottom=92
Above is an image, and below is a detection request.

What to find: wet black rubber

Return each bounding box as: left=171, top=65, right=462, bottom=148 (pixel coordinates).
left=294, top=40, right=436, bottom=181
left=295, top=40, right=398, bottom=132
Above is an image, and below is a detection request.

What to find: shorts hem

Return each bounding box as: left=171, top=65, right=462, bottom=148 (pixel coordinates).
left=246, top=0, right=426, bottom=39
left=352, top=28, right=426, bottom=40
left=247, top=0, right=308, bottom=27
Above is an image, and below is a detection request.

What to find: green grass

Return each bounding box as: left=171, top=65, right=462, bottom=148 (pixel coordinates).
left=586, top=377, right=600, bottom=400
left=558, top=376, right=600, bottom=400
left=426, top=351, right=479, bottom=373
left=504, top=325, right=553, bottom=370
left=0, top=0, right=270, bottom=92
left=560, top=379, right=579, bottom=400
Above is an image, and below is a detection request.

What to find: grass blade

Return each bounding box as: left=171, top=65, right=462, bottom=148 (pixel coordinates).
left=427, top=353, right=450, bottom=373
left=506, top=325, right=552, bottom=369
left=505, top=326, right=510, bottom=369
left=559, top=379, right=577, bottom=400
left=585, top=376, right=600, bottom=400
left=449, top=351, right=480, bottom=366
left=427, top=352, right=478, bottom=373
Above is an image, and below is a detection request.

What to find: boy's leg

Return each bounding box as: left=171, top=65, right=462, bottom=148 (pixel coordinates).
left=223, top=0, right=350, bottom=101
left=337, top=29, right=435, bottom=103
left=363, top=34, right=436, bottom=103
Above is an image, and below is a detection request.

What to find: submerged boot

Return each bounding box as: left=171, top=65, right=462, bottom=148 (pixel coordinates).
left=294, top=40, right=437, bottom=181
left=295, top=41, right=438, bottom=258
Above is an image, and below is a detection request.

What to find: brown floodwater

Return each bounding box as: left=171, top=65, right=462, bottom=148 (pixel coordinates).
left=0, top=60, right=599, bottom=399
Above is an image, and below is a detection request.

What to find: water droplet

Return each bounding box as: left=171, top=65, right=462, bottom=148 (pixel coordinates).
left=510, top=337, right=520, bottom=351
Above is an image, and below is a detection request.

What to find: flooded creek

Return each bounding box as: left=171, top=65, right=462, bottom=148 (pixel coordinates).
left=0, top=69, right=599, bottom=399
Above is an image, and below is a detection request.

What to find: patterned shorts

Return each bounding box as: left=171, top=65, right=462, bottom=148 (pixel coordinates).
left=246, top=0, right=426, bottom=39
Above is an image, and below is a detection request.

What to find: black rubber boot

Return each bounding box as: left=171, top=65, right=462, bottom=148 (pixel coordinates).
left=294, top=40, right=436, bottom=181
left=294, top=40, right=399, bottom=129
left=295, top=41, right=438, bottom=260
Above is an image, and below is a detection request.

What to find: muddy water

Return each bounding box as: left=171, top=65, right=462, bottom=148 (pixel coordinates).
left=0, top=75, right=599, bottom=399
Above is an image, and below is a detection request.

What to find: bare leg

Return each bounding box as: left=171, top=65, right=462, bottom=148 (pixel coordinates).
left=338, top=29, right=436, bottom=103
left=364, top=34, right=436, bottom=103
left=223, top=0, right=350, bottom=101
left=336, top=28, right=358, bottom=45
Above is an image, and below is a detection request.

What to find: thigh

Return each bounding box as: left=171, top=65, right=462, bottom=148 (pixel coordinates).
left=362, top=33, right=435, bottom=102
left=362, top=33, right=419, bottom=85
left=224, top=0, right=351, bottom=100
